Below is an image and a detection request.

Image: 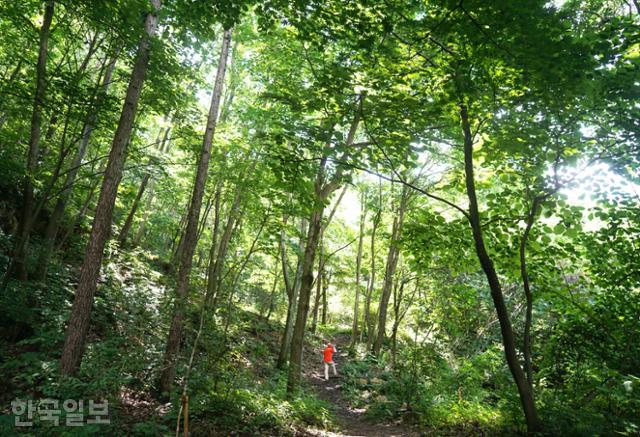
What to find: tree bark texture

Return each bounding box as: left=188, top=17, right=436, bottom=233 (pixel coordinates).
left=60, top=0, right=162, bottom=376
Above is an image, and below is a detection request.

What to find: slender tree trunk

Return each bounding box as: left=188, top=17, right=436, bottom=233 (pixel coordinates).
left=207, top=192, right=239, bottom=311
left=196, top=193, right=214, bottom=243
left=12, top=12, right=104, bottom=283
left=3, top=0, right=55, bottom=286
left=119, top=125, right=171, bottom=246
left=209, top=161, right=254, bottom=312
left=36, top=51, right=119, bottom=279
left=133, top=207, right=151, bottom=245
left=264, top=262, right=280, bottom=321
left=321, top=270, right=329, bottom=325
left=174, top=207, right=261, bottom=437
left=364, top=182, right=382, bottom=346
left=132, top=125, right=175, bottom=247
left=373, top=186, right=408, bottom=355
left=59, top=0, right=162, bottom=376
left=32, top=35, right=106, bottom=227
left=170, top=190, right=213, bottom=269
left=276, top=218, right=305, bottom=369
left=520, top=197, right=540, bottom=387
left=204, top=183, right=222, bottom=279
left=32, top=106, right=74, bottom=220
left=118, top=174, right=150, bottom=245
left=351, top=194, right=366, bottom=348
left=39, top=113, right=59, bottom=161
left=459, top=103, right=541, bottom=432
left=221, top=214, right=267, bottom=333
left=158, top=28, right=231, bottom=396
left=132, top=179, right=158, bottom=247
left=170, top=208, right=189, bottom=264
left=56, top=170, right=100, bottom=251
left=390, top=277, right=409, bottom=368
left=309, top=184, right=345, bottom=333
left=391, top=322, right=399, bottom=367
left=310, top=229, right=323, bottom=333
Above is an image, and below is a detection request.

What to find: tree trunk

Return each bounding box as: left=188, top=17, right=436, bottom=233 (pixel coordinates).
left=132, top=206, right=151, bottom=246
left=59, top=0, right=162, bottom=376
left=310, top=229, right=323, bottom=333
left=209, top=159, right=255, bottom=312
left=204, top=182, right=222, bottom=280
left=459, top=103, right=541, bottom=432
left=221, top=214, right=267, bottom=333
left=196, top=193, right=215, bottom=244
left=310, top=185, right=346, bottom=334
left=520, top=197, right=540, bottom=387
left=56, top=173, right=98, bottom=250
left=351, top=193, right=366, bottom=348
left=55, top=159, right=105, bottom=252
left=39, top=113, right=59, bottom=161
left=321, top=270, right=329, bottom=325
left=119, top=125, right=171, bottom=246
left=170, top=208, right=189, bottom=265
left=390, top=276, right=409, bottom=368
left=276, top=218, right=305, bottom=369
left=286, top=97, right=363, bottom=395
left=372, top=186, right=408, bottom=356
left=31, top=35, right=107, bottom=232
left=391, top=322, right=399, bottom=367
left=158, top=28, right=231, bottom=396
left=118, top=174, right=150, bottom=245
left=118, top=127, right=171, bottom=246
left=286, top=200, right=325, bottom=395
left=264, top=262, right=280, bottom=321
left=132, top=181, right=157, bottom=247
left=35, top=53, right=119, bottom=280
left=207, top=188, right=240, bottom=311
left=364, top=182, right=382, bottom=346
left=3, top=0, right=55, bottom=286
left=390, top=279, right=400, bottom=367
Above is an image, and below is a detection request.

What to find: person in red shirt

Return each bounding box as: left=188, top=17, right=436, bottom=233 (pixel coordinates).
left=323, top=342, right=338, bottom=381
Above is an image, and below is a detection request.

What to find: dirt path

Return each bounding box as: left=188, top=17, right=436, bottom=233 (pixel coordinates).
left=300, top=336, right=418, bottom=437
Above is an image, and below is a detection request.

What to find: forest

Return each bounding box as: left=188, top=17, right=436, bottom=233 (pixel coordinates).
left=0, top=0, right=638, bottom=435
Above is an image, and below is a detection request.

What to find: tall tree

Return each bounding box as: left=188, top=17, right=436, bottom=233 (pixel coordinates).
left=60, top=0, right=162, bottom=376
left=2, top=0, right=55, bottom=286
left=459, top=103, right=540, bottom=431
left=287, top=100, right=362, bottom=395
left=158, top=28, right=232, bottom=396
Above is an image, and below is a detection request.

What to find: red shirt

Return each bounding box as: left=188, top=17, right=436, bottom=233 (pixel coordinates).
left=323, top=344, right=336, bottom=363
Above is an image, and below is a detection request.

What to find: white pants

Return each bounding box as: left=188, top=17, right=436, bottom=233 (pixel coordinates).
left=324, top=361, right=337, bottom=380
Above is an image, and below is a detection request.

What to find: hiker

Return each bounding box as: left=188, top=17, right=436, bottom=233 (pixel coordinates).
left=323, top=341, right=338, bottom=381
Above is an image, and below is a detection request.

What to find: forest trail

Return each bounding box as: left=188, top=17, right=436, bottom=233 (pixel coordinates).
left=300, top=334, right=418, bottom=437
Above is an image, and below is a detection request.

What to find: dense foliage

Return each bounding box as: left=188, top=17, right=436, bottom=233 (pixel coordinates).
left=0, top=0, right=638, bottom=435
